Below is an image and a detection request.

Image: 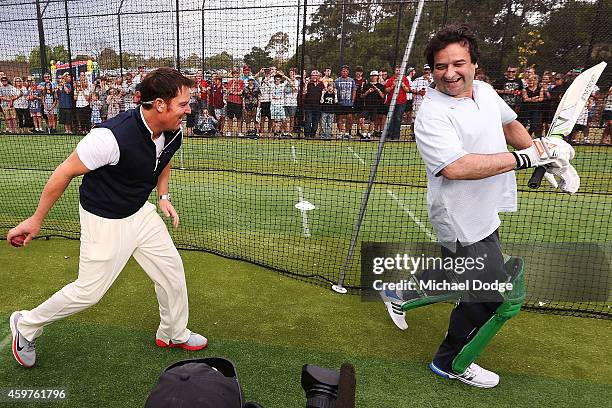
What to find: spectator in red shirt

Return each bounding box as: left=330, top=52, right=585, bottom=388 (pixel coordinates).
left=195, top=70, right=209, bottom=111
left=385, top=65, right=411, bottom=140
left=226, top=68, right=245, bottom=136
left=208, top=74, right=226, bottom=134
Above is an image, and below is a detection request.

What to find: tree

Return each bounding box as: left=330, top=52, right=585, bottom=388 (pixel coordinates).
left=29, top=45, right=52, bottom=69
left=265, top=32, right=290, bottom=65
left=51, top=45, right=69, bottom=63
left=183, top=53, right=202, bottom=69
left=243, top=47, right=273, bottom=72
left=98, top=47, right=119, bottom=69
left=205, top=51, right=233, bottom=70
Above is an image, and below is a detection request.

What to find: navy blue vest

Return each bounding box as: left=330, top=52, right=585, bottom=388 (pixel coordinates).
left=79, top=108, right=182, bottom=219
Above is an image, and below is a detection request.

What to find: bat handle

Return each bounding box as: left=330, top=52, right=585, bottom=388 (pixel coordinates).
left=528, top=166, right=547, bottom=189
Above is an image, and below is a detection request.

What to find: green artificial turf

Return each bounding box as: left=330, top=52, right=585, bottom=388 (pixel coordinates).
left=1, top=239, right=611, bottom=407
left=1, top=136, right=610, bottom=315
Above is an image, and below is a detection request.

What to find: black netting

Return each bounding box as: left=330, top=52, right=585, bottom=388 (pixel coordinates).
left=0, top=0, right=610, bottom=318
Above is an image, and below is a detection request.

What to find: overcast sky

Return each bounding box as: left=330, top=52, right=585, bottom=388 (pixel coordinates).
left=0, top=0, right=329, bottom=61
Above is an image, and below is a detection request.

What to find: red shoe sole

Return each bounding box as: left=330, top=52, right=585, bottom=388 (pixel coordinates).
left=155, top=338, right=208, bottom=351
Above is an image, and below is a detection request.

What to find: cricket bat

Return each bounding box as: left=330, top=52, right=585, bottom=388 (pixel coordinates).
left=528, top=61, right=607, bottom=189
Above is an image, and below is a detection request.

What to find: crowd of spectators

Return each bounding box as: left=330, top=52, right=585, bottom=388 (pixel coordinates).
left=0, top=62, right=610, bottom=145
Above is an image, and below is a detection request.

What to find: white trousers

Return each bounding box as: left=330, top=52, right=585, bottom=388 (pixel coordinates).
left=18, top=202, right=190, bottom=344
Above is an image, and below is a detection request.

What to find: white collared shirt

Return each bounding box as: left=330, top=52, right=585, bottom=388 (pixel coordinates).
left=414, top=80, right=518, bottom=246
left=76, top=107, right=165, bottom=170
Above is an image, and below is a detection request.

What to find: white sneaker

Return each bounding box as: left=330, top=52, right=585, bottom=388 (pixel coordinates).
left=155, top=332, right=208, bottom=351
left=379, top=289, right=408, bottom=330
left=429, top=362, right=500, bottom=388
left=10, top=311, right=36, bottom=368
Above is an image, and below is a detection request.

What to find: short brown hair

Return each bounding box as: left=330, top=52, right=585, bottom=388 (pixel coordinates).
left=140, top=67, right=194, bottom=108
left=424, top=23, right=480, bottom=69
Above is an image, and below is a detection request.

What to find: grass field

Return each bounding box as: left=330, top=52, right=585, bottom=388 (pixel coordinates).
left=0, top=238, right=611, bottom=407
left=1, top=135, right=610, bottom=314
left=0, top=134, right=611, bottom=406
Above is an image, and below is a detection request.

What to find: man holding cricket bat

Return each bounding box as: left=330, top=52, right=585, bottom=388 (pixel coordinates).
left=381, top=24, right=580, bottom=388
left=7, top=68, right=208, bottom=368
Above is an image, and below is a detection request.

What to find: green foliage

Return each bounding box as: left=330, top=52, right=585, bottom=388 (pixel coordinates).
left=205, top=51, right=234, bottom=70
left=243, top=46, right=273, bottom=73
left=291, top=0, right=610, bottom=81
left=265, top=31, right=290, bottom=66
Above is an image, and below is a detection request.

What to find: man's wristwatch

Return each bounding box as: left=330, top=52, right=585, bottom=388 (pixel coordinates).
left=159, top=193, right=171, bottom=201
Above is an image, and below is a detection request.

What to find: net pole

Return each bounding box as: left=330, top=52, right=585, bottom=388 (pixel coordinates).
left=118, top=0, right=125, bottom=77
left=295, top=0, right=301, bottom=67
left=339, top=2, right=347, bottom=67
left=297, top=0, right=307, bottom=137
left=392, top=0, right=404, bottom=68
left=175, top=0, right=181, bottom=72
left=35, top=0, right=48, bottom=78
left=201, top=0, right=206, bottom=73
left=333, top=0, right=426, bottom=293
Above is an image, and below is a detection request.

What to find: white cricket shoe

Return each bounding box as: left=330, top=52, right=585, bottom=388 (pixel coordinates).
left=429, top=362, right=500, bottom=388
left=379, top=289, right=408, bottom=330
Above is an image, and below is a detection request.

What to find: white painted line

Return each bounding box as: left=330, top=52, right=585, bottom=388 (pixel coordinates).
left=347, top=146, right=366, bottom=165
left=387, top=190, right=436, bottom=241
left=291, top=145, right=297, bottom=163
left=297, top=186, right=311, bottom=237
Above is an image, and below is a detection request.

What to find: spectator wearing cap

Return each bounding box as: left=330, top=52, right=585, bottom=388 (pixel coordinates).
left=303, top=70, right=324, bottom=138
left=195, top=70, right=209, bottom=110
left=384, top=65, right=411, bottom=140
left=240, top=64, right=258, bottom=87
left=334, top=65, right=356, bottom=139
left=360, top=70, right=386, bottom=139
left=410, top=64, right=433, bottom=121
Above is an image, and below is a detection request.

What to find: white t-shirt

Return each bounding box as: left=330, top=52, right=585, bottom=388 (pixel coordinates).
left=415, top=80, right=518, bottom=247
left=76, top=107, right=166, bottom=170
left=412, top=75, right=434, bottom=107
left=283, top=78, right=299, bottom=106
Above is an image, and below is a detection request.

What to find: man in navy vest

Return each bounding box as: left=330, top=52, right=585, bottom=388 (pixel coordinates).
left=7, top=67, right=207, bottom=368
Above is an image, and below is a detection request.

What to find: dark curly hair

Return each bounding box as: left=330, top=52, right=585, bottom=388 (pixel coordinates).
left=424, top=23, right=480, bottom=69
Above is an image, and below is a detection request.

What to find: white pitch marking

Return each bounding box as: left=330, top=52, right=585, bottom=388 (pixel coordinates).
left=291, top=145, right=297, bottom=163
left=297, top=186, right=311, bottom=237
left=347, top=146, right=366, bottom=165
left=387, top=190, right=436, bottom=241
